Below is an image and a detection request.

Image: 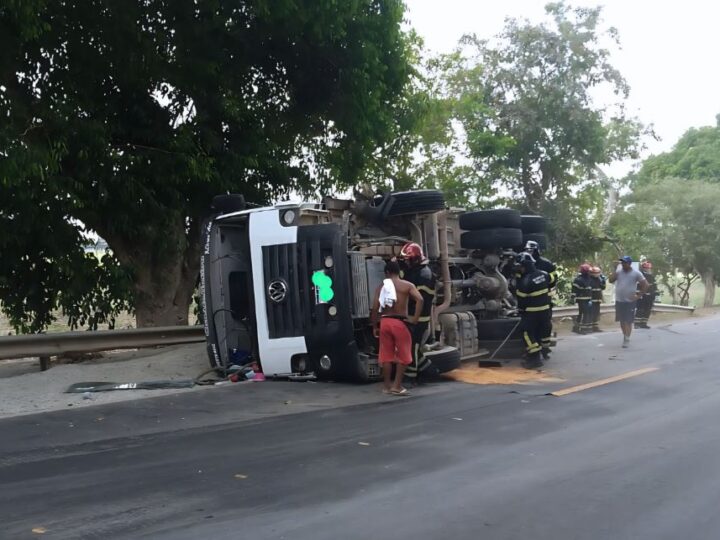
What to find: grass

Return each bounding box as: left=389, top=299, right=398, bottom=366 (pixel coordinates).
left=658, top=281, right=720, bottom=307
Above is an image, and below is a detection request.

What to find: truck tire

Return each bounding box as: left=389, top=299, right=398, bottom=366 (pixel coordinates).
left=212, top=194, right=246, bottom=214
left=460, top=228, right=523, bottom=250
left=523, top=233, right=548, bottom=250
left=375, top=190, right=446, bottom=216
left=520, top=215, right=546, bottom=233
left=476, top=318, right=523, bottom=340
left=460, top=209, right=521, bottom=230
left=424, top=347, right=461, bottom=373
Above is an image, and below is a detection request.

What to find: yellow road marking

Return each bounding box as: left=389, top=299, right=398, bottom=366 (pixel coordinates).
left=550, top=367, right=659, bottom=397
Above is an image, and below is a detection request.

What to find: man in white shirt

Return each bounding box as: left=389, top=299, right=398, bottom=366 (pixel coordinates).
left=608, top=256, right=648, bottom=348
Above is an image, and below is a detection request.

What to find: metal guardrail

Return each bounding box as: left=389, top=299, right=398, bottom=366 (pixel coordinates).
left=0, top=326, right=205, bottom=370
left=552, top=302, right=695, bottom=318
left=0, top=302, right=695, bottom=370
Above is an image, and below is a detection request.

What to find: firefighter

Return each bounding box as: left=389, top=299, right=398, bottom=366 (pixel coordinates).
left=524, top=240, right=557, bottom=358
left=572, top=264, right=594, bottom=334
left=398, top=242, right=436, bottom=381
left=635, top=261, right=656, bottom=329
left=515, top=252, right=552, bottom=370
left=589, top=266, right=607, bottom=332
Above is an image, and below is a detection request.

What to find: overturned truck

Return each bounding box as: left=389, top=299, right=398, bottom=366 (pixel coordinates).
left=201, top=190, right=548, bottom=381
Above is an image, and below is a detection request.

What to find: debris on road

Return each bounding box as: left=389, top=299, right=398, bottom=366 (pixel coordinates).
left=443, top=364, right=564, bottom=386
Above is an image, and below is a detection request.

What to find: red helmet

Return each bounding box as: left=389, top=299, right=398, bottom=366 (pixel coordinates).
left=400, top=242, right=424, bottom=262
left=641, top=261, right=652, bottom=270
left=579, top=263, right=591, bottom=274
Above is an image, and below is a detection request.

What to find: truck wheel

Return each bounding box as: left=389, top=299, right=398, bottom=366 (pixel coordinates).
left=460, top=228, right=523, bottom=250
left=523, top=233, right=548, bottom=250
left=212, top=194, right=247, bottom=214
left=459, top=209, right=521, bottom=230
left=520, top=215, right=547, bottom=233
left=424, top=347, right=461, bottom=373
left=375, top=190, right=446, bottom=216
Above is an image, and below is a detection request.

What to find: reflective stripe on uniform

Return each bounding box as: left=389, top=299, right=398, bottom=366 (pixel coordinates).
left=516, top=288, right=549, bottom=298
left=523, top=332, right=542, bottom=353
left=418, top=315, right=431, bottom=323
left=525, top=305, right=550, bottom=312
left=417, top=285, right=436, bottom=295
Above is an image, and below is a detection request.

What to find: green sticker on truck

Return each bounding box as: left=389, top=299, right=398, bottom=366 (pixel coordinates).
left=311, top=270, right=334, bottom=303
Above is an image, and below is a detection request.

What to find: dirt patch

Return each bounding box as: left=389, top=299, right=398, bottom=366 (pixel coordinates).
left=444, top=364, right=564, bottom=386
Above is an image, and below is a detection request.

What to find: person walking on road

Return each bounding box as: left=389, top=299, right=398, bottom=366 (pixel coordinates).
left=635, top=261, right=656, bottom=329
left=398, top=242, right=437, bottom=382
left=609, top=256, right=648, bottom=348
left=573, top=264, right=594, bottom=334
left=371, top=260, right=424, bottom=395
left=515, top=253, right=552, bottom=369
left=589, top=266, right=607, bottom=332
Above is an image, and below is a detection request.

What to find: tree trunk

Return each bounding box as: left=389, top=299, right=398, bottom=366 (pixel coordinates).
left=702, top=270, right=716, bottom=308
left=101, top=215, right=204, bottom=327
left=521, top=160, right=544, bottom=212
left=133, top=260, right=197, bottom=327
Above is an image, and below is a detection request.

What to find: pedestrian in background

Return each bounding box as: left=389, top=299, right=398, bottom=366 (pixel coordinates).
left=635, top=261, right=656, bottom=329
left=589, top=265, right=607, bottom=332
left=609, top=256, right=648, bottom=348
left=572, top=264, right=594, bottom=334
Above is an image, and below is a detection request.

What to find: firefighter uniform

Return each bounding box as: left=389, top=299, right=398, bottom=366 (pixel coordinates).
left=589, top=271, right=607, bottom=332
left=403, top=263, right=436, bottom=379
left=533, top=255, right=557, bottom=355
left=516, top=256, right=552, bottom=368
left=573, top=270, right=594, bottom=334
left=635, top=270, right=656, bottom=328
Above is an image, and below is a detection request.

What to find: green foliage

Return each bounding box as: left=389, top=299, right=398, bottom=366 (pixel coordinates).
left=357, top=36, right=499, bottom=207
left=454, top=2, right=647, bottom=211
left=539, top=191, right=605, bottom=268
left=0, top=0, right=412, bottom=330
left=553, top=264, right=580, bottom=306
left=609, top=178, right=720, bottom=306
left=635, top=118, right=720, bottom=184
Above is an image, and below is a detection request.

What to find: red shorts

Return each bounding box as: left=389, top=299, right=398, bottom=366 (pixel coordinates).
left=379, top=317, right=412, bottom=365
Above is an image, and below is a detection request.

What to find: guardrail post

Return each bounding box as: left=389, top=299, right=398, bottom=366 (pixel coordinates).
left=39, top=356, right=51, bottom=371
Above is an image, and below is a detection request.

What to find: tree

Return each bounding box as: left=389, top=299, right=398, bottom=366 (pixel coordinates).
left=612, top=179, right=720, bottom=307
left=448, top=2, right=647, bottom=212
left=0, top=0, right=412, bottom=329
left=635, top=116, right=720, bottom=184
left=356, top=38, right=500, bottom=208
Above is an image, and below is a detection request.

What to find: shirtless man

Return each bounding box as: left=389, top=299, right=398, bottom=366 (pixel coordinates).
left=371, top=260, right=424, bottom=395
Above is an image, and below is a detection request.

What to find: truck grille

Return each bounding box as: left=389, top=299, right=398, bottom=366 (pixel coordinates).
left=262, top=244, right=305, bottom=339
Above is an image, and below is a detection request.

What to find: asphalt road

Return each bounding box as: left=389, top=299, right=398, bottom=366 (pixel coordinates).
left=2, top=315, right=720, bottom=539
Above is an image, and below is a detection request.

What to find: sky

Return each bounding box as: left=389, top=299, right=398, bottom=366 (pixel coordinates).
left=404, top=0, right=720, bottom=176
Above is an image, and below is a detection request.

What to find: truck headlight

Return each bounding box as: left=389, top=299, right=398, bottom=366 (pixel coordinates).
left=282, top=209, right=296, bottom=225
left=319, top=355, right=332, bottom=370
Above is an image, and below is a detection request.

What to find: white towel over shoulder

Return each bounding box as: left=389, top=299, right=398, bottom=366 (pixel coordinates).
left=378, top=278, right=397, bottom=311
